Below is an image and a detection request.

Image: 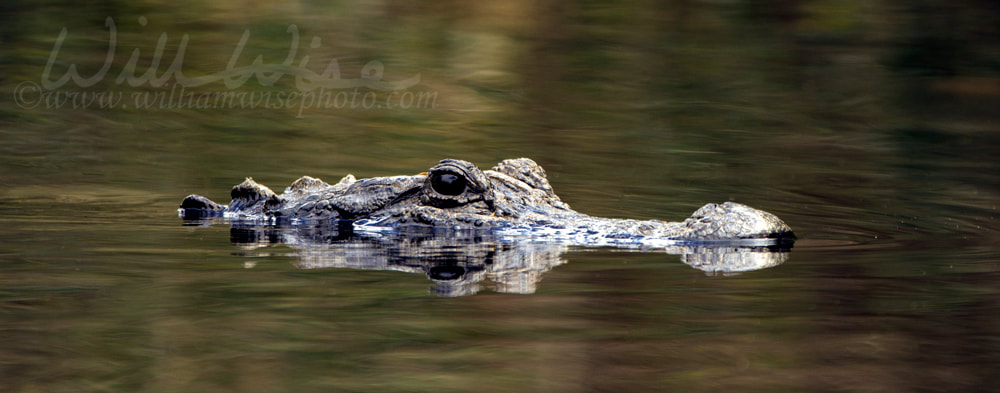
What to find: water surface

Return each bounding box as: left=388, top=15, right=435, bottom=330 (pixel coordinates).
left=1, top=1, right=998, bottom=392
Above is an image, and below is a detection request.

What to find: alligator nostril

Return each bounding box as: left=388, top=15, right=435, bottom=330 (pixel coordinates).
left=431, top=172, right=466, bottom=196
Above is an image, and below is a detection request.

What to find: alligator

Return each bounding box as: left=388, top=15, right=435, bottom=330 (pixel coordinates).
left=179, top=158, right=795, bottom=247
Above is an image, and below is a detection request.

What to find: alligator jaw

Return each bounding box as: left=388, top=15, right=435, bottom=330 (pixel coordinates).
left=486, top=201, right=793, bottom=248
left=674, top=202, right=794, bottom=241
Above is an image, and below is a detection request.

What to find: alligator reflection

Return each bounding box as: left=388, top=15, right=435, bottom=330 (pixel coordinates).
left=205, top=221, right=792, bottom=297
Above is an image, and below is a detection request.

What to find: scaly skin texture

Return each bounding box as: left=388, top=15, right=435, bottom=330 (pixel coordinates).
left=179, top=158, right=795, bottom=243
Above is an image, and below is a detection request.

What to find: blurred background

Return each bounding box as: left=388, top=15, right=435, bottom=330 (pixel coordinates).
left=1, top=1, right=998, bottom=392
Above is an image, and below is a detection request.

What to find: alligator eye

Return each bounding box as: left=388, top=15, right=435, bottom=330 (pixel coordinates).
left=431, top=172, right=466, bottom=196
left=429, top=266, right=465, bottom=280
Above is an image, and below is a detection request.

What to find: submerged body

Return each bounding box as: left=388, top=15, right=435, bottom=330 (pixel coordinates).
left=179, top=158, right=794, bottom=246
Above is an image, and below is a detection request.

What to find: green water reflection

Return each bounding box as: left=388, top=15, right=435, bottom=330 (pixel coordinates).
left=1, top=1, right=998, bottom=392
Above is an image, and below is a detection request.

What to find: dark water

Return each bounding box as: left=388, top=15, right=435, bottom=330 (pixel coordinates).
left=2, top=1, right=999, bottom=392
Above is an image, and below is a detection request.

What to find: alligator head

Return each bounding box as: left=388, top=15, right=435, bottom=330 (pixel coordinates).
left=180, top=158, right=795, bottom=246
